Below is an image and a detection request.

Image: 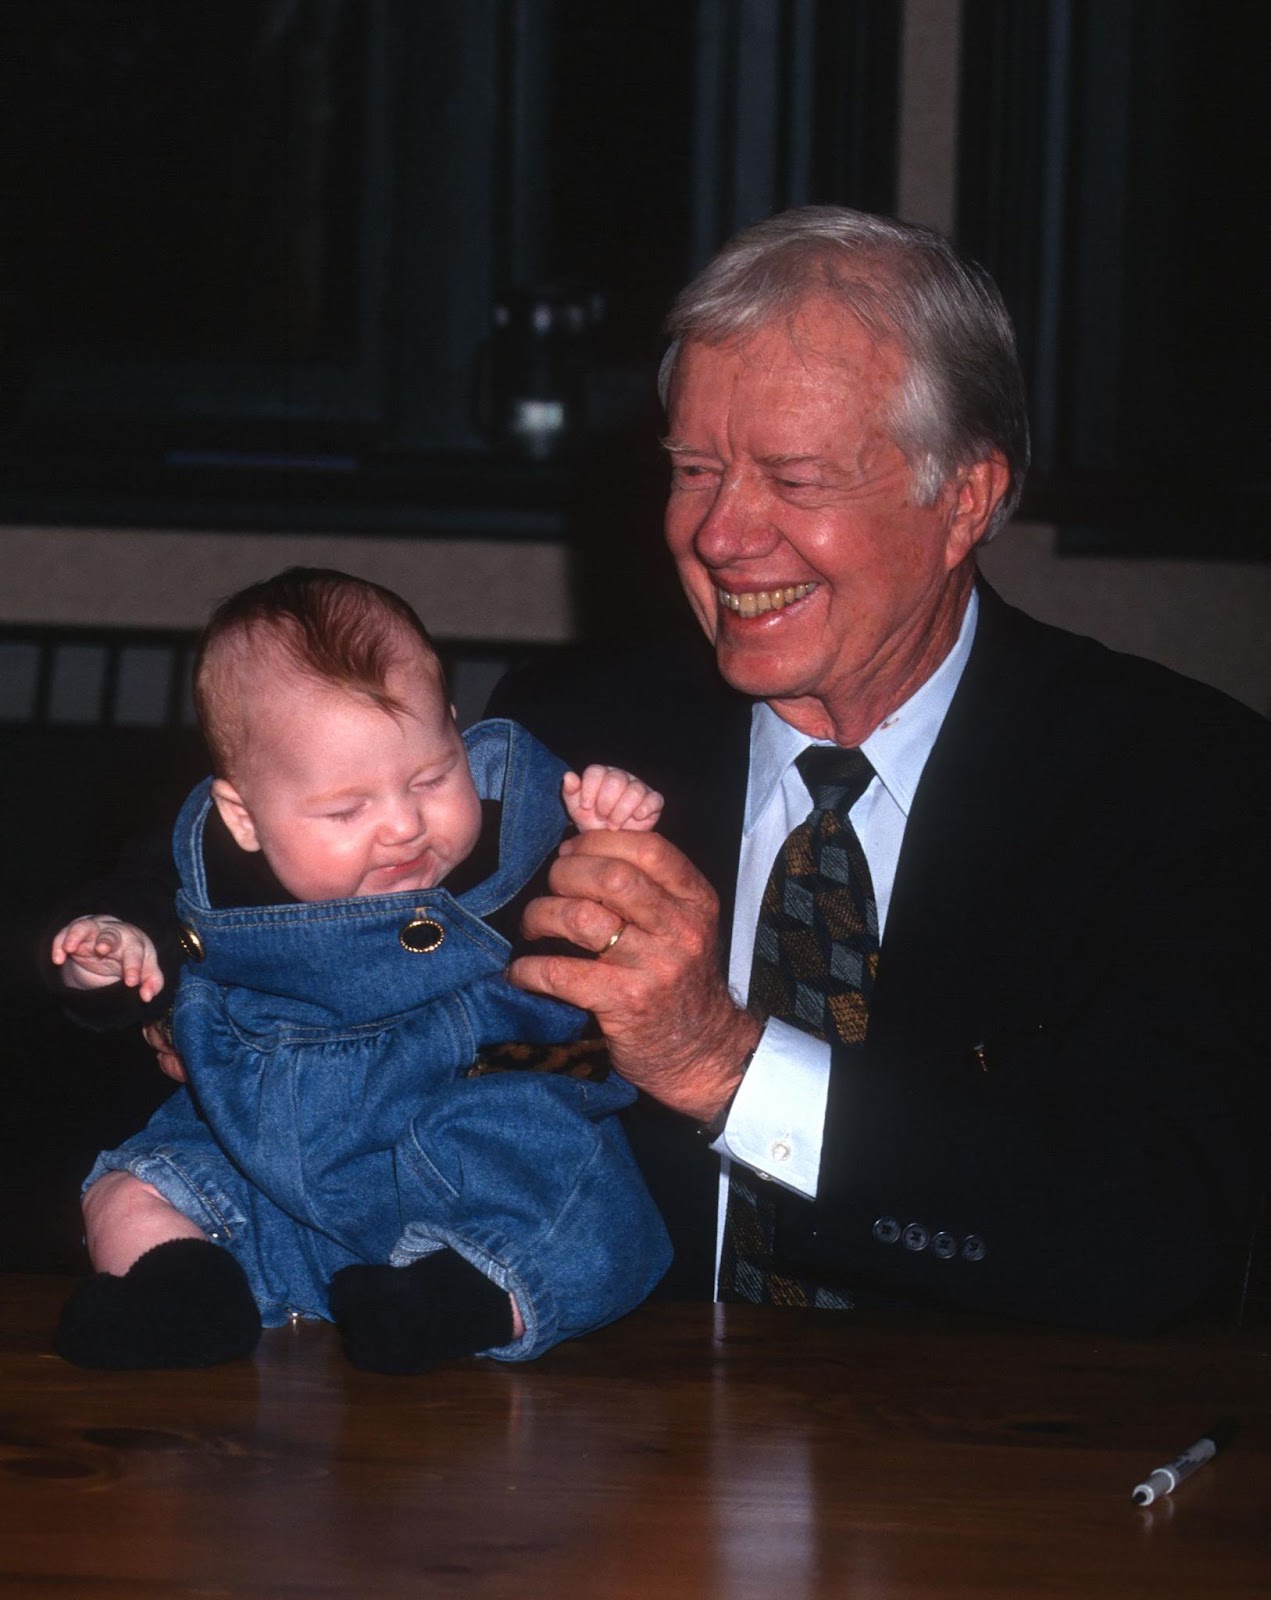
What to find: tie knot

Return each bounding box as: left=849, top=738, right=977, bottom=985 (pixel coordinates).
left=795, top=745, right=874, bottom=816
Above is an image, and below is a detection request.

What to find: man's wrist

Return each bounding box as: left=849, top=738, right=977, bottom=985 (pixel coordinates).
left=697, top=1041, right=759, bottom=1141
left=612, top=992, right=762, bottom=1125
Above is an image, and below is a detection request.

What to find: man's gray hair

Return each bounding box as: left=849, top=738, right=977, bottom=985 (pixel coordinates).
left=658, top=206, right=1030, bottom=540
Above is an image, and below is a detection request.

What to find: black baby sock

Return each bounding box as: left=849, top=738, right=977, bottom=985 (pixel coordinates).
left=328, top=1249, right=515, bottom=1375
left=55, top=1238, right=261, bottom=1370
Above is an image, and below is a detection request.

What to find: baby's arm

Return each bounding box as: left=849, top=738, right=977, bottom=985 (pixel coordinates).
left=51, top=916, right=165, bottom=1005
left=562, top=765, right=664, bottom=833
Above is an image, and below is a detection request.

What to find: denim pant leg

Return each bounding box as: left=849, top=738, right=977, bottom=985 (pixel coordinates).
left=391, top=1070, right=672, bottom=1361
left=85, top=1088, right=359, bottom=1326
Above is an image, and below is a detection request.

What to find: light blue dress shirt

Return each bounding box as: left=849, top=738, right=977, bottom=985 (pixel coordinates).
left=712, top=591, right=980, bottom=1261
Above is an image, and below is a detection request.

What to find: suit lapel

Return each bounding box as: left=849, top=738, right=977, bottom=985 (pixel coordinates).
left=868, top=584, right=1063, bottom=1047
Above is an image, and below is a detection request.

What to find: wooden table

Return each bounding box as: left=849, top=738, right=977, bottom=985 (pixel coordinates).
left=2, top=1276, right=1269, bottom=1598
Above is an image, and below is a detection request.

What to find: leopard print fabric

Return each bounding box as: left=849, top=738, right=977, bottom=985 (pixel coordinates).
left=465, top=1038, right=612, bottom=1082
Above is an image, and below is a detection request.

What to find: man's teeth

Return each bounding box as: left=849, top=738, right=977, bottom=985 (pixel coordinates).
left=718, top=583, right=816, bottom=619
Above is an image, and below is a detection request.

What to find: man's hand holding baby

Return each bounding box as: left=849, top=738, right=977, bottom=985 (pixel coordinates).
left=562, top=765, right=663, bottom=833
left=51, top=916, right=165, bottom=1005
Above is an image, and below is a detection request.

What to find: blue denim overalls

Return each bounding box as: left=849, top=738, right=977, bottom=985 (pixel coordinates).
left=87, top=720, right=672, bottom=1359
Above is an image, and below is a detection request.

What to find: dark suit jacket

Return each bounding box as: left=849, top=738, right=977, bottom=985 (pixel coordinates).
left=491, top=582, right=1271, bottom=1332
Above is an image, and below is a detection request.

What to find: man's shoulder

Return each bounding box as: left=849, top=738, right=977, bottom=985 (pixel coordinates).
left=979, top=585, right=1268, bottom=727
left=970, top=585, right=1271, bottom=792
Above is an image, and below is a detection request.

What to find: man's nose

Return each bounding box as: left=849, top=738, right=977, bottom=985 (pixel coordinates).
left=690, top=474, right=777, bottom=566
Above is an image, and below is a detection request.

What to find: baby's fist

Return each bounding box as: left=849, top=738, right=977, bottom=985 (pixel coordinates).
left=562, top=766, right=664, bottom=833
left=51, top=916, right=164, bottom=1003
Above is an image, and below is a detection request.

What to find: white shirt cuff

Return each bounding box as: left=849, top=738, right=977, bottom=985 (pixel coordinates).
left=713, top=1016, right=830, bottom=1197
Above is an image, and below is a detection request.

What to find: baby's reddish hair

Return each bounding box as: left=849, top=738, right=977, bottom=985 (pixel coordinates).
left=194, top=567, right=441, bottom=777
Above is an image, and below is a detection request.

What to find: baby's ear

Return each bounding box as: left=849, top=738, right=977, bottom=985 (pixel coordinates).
left=210, top=778, right=262, bottom=853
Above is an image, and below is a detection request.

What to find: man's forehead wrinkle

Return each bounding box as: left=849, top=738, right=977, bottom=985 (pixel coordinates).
left=758, top=447, right=840, bottom=469
left=668, top=314, right=904, bottom=482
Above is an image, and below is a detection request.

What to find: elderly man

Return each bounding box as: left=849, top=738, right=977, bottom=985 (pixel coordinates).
left=498, top=206, right=1271, bottom=1333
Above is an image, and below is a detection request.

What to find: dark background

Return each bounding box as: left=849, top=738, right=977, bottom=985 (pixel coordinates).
left=3, top=0, right=1266, bottom=558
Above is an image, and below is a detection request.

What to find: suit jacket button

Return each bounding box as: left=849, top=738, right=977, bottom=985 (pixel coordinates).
left=962, top=1234, right=987, bottom=1262
left=872, top=1216, right=901, bottom=1245
left=902, top=1223, right=929, bottom=1252
left=932, top=1230, right=957, bottom=1260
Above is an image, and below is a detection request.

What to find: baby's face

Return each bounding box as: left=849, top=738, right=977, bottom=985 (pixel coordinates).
left=216, top=648, right=483, bottom=902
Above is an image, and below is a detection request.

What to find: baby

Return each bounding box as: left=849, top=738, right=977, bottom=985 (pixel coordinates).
left=50, top=567, right=671, bottom=1372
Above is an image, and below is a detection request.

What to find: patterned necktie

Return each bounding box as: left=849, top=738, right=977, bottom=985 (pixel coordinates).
left=718, top=745, right=879, bottom=1306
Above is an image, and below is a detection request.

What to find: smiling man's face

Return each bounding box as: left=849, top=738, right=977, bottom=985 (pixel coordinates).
left=662, top=295, right=986, bottom=743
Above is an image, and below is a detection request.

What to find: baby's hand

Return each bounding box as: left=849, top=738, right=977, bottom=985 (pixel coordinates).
left=51, top=916, right=165, bottom=1003
left=562, top=766, right=664, bottom=833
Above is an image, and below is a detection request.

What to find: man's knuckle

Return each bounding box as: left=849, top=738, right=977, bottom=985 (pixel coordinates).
left=595, top=858, right=637, bottom=897
left=563, top=902, right=599, bottom=940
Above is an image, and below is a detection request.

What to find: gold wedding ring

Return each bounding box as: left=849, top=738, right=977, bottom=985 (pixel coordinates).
left=601, top=921, right=627, bottom=955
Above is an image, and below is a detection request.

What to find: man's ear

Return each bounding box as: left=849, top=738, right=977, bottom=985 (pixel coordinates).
left=943, top=454, right=1012, bottom=570
left=210, top=778, right=262, bottom=853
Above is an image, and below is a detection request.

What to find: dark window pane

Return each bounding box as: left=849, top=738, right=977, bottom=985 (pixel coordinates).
left=0, top=0, right=368, bottom=367
left=958, top=0, right=1269, bottom=553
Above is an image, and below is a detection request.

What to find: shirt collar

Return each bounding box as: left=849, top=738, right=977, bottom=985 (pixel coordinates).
left=745, top=587, right=979, bottom=830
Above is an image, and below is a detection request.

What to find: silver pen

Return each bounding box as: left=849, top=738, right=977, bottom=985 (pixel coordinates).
left=1131, top=1420, right=1236, bottom=1505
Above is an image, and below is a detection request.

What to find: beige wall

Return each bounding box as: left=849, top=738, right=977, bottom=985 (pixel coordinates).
left=0, top=524, right=574, bottom=644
